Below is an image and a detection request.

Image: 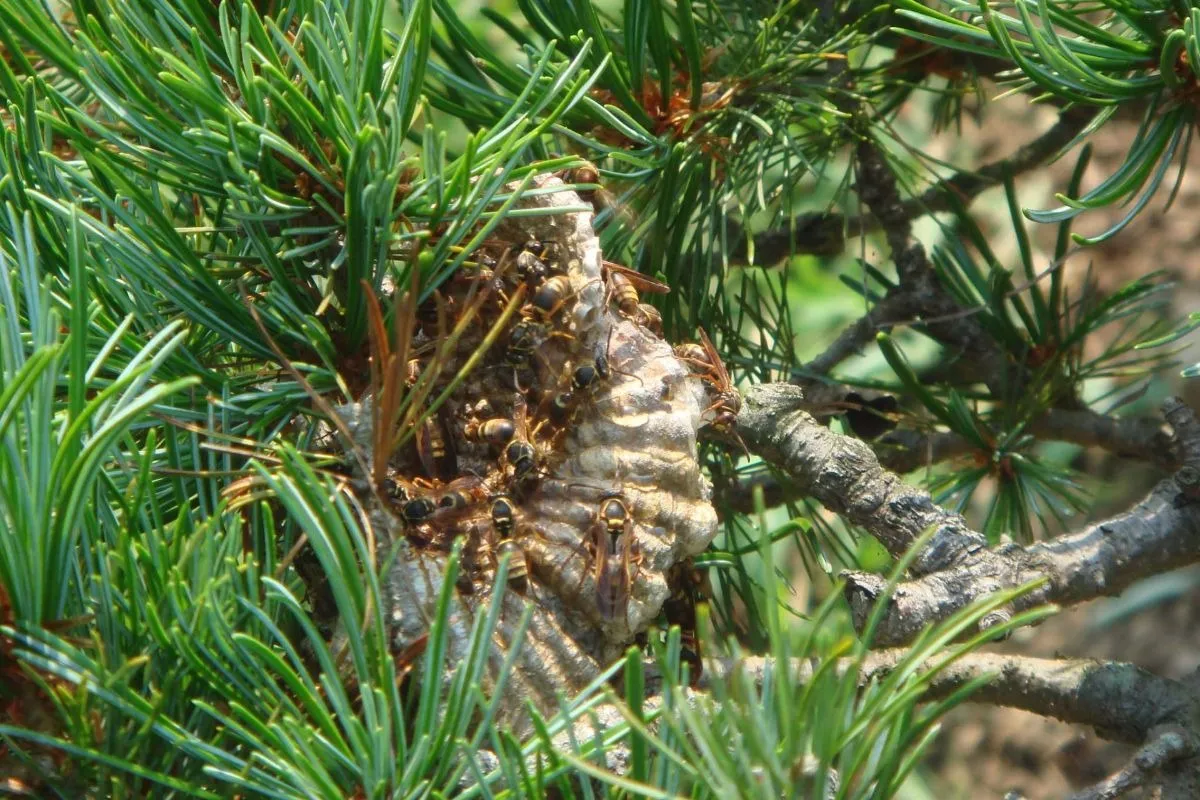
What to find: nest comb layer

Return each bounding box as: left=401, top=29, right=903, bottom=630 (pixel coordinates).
left=339, top=175, right=718, bottom=721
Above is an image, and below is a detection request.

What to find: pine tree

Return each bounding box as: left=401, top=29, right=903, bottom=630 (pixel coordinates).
left=0, top=0, right=1199, bottom=797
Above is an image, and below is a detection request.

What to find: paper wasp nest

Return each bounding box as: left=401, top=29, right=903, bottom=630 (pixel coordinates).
left=339, top=175, right=718, bottom=722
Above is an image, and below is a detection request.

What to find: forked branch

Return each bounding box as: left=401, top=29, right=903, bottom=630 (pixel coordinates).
left=737, top=386, right=1200, bottom=647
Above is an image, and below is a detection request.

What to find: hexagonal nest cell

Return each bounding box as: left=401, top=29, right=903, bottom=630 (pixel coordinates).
left=331, top=174, right=720, bottom=723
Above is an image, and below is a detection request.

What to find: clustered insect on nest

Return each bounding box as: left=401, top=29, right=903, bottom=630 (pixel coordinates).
left=335, top=172, right=726, bottom=723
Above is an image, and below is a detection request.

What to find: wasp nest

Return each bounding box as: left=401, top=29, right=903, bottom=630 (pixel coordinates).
left=338, top=174, right=719, bottom=721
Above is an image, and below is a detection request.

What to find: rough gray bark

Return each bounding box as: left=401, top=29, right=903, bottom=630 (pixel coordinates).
left=737, top=386, right=1200, bottom=646
left=737, top=382, right=989, bottom=576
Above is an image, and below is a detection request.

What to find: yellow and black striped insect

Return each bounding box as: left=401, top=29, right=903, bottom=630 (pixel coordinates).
left=496, top=539, right=529, bottom=594
left=663, top=560, right=708, bottom=686
left=433, top=475, right=488, bottom=519
left=590, top=491, right=640, bottom=621
left=503, top=318, right=546, bottom=393
left=488, top=493, right=529, bottom=593
left=463, top=415, right=516, bottom=449
left=603, top=261, right=669, bottom=329
left=503, top=396, right=552, bottom=494
left=559, top=162, right=637, bottom=227
left=489, top=493, right=518, bottom=540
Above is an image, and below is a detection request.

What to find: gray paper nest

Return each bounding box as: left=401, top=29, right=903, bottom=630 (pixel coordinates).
left=336, top=175, right=718, bottom=724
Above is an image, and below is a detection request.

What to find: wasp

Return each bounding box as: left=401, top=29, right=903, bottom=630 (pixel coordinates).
left=503, top=396, right=549, bottom=493
left=380, top=476, right=406, bottom=502
left=528, top=275, right=574, bottom=320
left=435, top=475, right=488, bottom=518
left=503, top=318, right=544, bottom=393
left=415, top=409, right=456, bottom=481
left=559, top=162, right=636, bottom=227
left=401, top=496, right=437, bottom=524
left=463, top=416, right=516, bottom=449
left=572, top=357, right=606, bottom=392
left=496, top=539, right=529, bottom=594
left=380, top=475, right=439, bottom=529
left=637, top=303, right=663, bottom=337
left=502, top=313, right=575, bottom=394
left=540, top=326, right=639, bottom=434
left=674, top=327, right=745, bottom=452
left=675, top=341, right=708, bottom=364
left=663, top=560, right=708, bottom=686
left=590, top=491, right=640, bottom=621
left=523, top=272, right=604, bottom=327
left=603, top=261, right=669, bottom=329
left=581, top=324, right=645, bottom=397
left=405, top=357, right=423, bottom=386
left=392, top=632, right=429, bottom=684
left=489, top=493, right=518, bottom=540
left=560, top=162, right=602, bottom=192
left=455, top=517, right=494, bottom=596
left=535, top=355, right=606, bottom=435
left=545, top=389, right=576, bottom=427
left=515, top=249, right=548, bottom=288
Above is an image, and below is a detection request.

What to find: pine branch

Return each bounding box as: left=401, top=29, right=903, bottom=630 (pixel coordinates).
left=730, top=107, right=1093, bottom=267
left=1029, top=408, right=1179, bottom=471
left=1068, top=728, right=1193, bottom=800
left=799, top=294, right=917, bottom=377
left=738, top=386, right=1200, bottom=646
left=541, top=649, right=1196, bottom=789
left=842, top=466, right=1200, bottom=647
left=720, top=402, right=1178, bottom=514
left=717, top=426, right=972, bottom=516
left=736, top=382, right=989, bottom=575
left=855, top=137, right=1021, bottom=396
left=702, top=652, right=1200, bottom=796
left=701, top=653, right=1197, bottom=747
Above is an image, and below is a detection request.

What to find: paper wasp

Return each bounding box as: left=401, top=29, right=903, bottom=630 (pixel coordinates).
left=590, top=491, right=641, bottom=621
left=496, top=539, right=529, bottom=594
left=415, top=409, right=456, bottom=481
left=663, top=560, right=708, bottom=686
left=637, top=303, right=663, bottom=337
left=558, top=161, right=637, bottom=228
left=515, top=249, right=548, bottom=288
left=381, top=477, right=440, bottom=543
left=603, top=261, right=669, bottom=331
left=674, top=327, right=746, bottom=453
left=513, top=238, right=561, bottom=289
left=503, top=395, right=551, bottom=494
left=488, top=493, right=530, bottom=594
left=502, top=318, right=544, bottom=393
left=537, top=324, right=637, bottom=433
left=433, top=474, right=489, bottom=519
left=528, top=275, right=574, bottom=320
left=489, top=493, right=518, bottom=540
left=463, top=415, right=516, bottom=449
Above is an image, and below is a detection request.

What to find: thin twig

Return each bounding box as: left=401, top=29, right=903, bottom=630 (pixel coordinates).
left=800, top=293, right=914, bottom=377
left=1067, top=727, right=1195, bottom=800
left=731, top=108, right=1093, bottom=266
